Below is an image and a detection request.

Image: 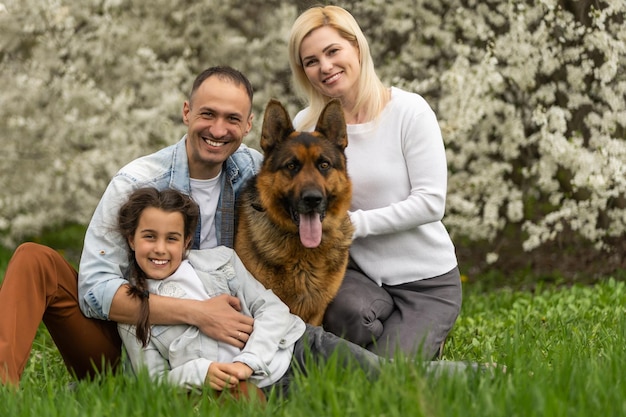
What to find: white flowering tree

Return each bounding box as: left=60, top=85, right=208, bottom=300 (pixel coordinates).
left=0, top=0, right=295, bottom=244
left=324, top=0, right=626, bottom=276
left=1, top=0, right=624, bottom=277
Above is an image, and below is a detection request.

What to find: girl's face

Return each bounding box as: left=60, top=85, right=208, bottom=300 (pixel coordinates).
left=299, top=26, right=361, bottom=105
left=128, top=207, right=190, bottom=280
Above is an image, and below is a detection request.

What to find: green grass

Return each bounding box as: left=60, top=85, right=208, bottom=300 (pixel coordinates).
left=1, top=246, right=625, bottom=416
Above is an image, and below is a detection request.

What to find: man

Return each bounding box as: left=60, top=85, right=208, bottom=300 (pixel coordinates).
left=0, top=66, right=263, bottom=385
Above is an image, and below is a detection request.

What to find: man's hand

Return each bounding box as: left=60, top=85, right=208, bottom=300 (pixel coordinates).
left=188, top=294, right=254, bottom=348
left=205, top=362, right=254, bottom=391
left=110, top=287, right=254, bottom=348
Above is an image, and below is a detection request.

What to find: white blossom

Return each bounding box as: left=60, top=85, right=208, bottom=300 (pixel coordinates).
left=0, top=0, right=624, bottom=262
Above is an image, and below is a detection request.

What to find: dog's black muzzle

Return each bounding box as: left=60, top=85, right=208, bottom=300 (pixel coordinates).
left=289, top=188, right=327, bottom=224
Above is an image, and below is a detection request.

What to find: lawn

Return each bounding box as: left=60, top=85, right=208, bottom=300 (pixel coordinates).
left=1, top=250, right=625, bottom=416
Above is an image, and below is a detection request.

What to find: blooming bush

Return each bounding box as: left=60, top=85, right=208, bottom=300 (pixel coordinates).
left=0, top=0, right=295, bottom=244
left=1, top=0, right=624, bottom=275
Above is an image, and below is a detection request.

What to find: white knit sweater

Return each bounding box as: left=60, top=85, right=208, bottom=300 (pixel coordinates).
left=294, top=87, right=457, bottom=285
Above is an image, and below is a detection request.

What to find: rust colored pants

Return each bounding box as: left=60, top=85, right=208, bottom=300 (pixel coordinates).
left=0, top=243, right=121, bottom=386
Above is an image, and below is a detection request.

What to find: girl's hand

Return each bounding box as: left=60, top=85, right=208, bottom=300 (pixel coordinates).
left=205, top=362, right=254, bottom=391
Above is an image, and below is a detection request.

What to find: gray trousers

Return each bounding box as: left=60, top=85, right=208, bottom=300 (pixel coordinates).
left=323, top=261, right=462, bottom=360
left=268, top=324, right=382, bottom=397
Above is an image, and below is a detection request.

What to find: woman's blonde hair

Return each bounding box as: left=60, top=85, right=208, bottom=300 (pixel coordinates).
left=288, top=5, right=388, bottom=130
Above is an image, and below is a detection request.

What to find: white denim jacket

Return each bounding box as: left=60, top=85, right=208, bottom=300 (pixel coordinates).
left=118, top=248, right=306, bottom=389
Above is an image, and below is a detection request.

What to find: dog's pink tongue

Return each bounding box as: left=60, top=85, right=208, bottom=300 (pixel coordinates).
left=299, top=213, right=322, bottom=248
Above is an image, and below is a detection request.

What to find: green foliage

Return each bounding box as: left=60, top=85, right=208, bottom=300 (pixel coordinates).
left=0, top=246, right=11, bottom=276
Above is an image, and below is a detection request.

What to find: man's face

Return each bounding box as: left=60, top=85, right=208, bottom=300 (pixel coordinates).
left=183, top=76, right=253, bottom=179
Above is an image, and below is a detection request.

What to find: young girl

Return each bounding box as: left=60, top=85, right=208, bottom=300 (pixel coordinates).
left=116, top=187, right=382, bottom=398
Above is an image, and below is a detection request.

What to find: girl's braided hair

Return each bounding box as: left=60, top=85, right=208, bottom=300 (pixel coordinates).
left=117, top=187, right=199, bottom=346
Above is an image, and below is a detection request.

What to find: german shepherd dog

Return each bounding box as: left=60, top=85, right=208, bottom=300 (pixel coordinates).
left=235, top=99, right=353, bottom=326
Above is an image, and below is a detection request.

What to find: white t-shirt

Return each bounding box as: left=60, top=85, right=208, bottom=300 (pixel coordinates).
left=190, top=172, right=222, bottom=249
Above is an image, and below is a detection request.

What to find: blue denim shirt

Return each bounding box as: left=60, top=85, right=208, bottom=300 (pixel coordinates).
left=78, top=136, right=263, bottom=320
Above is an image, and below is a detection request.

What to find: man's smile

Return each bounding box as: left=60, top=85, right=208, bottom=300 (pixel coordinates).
left=203, top=137, right=227, bottom=147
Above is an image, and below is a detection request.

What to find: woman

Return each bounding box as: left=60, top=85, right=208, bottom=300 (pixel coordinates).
left=288, top=5, right=461, bottom=360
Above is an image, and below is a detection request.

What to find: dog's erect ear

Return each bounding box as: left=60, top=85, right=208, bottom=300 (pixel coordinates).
left=315, top=99, right=348, bottom=151
left=260, top=99, right=295, bottom=154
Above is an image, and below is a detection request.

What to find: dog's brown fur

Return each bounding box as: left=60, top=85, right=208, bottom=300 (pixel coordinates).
left=235, top=99, right=353, bottom=326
